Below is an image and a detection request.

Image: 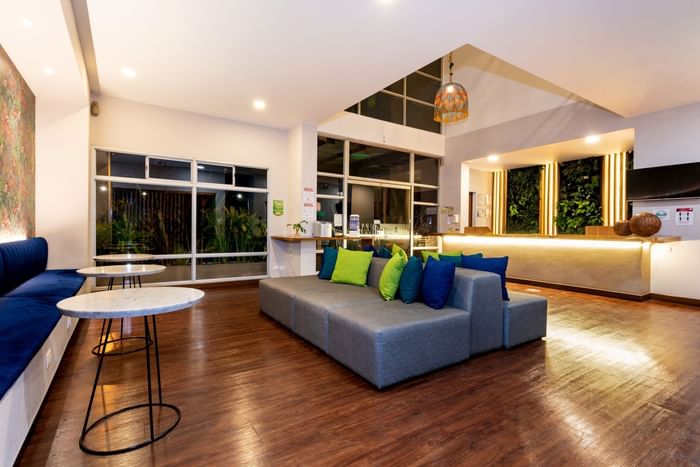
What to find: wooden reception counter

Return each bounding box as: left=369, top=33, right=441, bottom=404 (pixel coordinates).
left=439, top=234, right=680, bottom=300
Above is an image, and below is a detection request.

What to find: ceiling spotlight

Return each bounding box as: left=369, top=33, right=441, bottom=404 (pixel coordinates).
left=141, top=191, right=147, bottom=196
left=121, top=67, right=136, bottom=78
left=487, top=154, right=499, bottom=162
left=42, top=67, right=55, bottom=76
left=585, top=135, right=601, bottom=144
left=20, top=18, right=32, bottom=28
left=99, top=185, right=107, bottom=192
left=253, top=99, right=266, bottom=110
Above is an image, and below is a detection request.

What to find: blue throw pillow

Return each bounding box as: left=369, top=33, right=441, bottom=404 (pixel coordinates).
left=399, top=256, right=423, bottom=304
left=376, top=246, right=392, bottom=258
left=421, top=256, right=456, bottom=309
left=362, top=245, right=377, bottom=256
left=438, top=254, right=462, bottom=267
left=318, top=247, right=338, bottom=280
left=461, top=255, right=510, bottom=300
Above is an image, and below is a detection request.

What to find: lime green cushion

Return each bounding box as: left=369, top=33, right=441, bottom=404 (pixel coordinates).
left=391, top=244, right=408, bottom=261
left=331, top=248, right=373, bottom=287
left=421, top=251, right=440, bottom=263
left=441, top=251, right=461, bottom=256
left=379, top=252, right=407, bottom=300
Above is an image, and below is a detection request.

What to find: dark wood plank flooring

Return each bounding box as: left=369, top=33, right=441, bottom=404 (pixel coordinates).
left=17, top=283, right=700, bottom=466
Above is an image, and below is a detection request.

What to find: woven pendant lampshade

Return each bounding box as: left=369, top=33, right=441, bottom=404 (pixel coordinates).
left=434, top=52, right=468, bottom=123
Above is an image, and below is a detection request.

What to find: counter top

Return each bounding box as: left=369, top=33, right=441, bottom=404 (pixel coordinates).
left=435, top=233, right=681, bottom=243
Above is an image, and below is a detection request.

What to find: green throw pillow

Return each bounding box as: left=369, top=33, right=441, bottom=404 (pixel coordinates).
left=331, top=248, right=374, bottom=287
left=391, top=243, right=408, bottom=261
left=421, top=251, right=440, bottom=263
left=379, top=253, right=407, bottom=300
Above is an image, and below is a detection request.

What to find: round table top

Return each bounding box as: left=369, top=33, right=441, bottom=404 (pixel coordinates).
left=77, top=264, right=166, bottom=278
left=93, top=253, right=155, bottom=263
left=57, top=287, right=205, bottom=319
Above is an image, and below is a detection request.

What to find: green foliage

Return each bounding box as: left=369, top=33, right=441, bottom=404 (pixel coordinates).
left=287, top=220, right=308, bottom=235
left=556, top=157, right=603, bottom=234
left=201, top=206, right=267, bottom=262
left=507, top=166, right=541, bottom=233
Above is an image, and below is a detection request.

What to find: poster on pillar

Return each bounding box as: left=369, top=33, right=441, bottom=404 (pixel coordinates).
left=303, top=187, right=316, bottom=219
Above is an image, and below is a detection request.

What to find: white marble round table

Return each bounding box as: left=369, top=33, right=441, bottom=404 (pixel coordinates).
left=93, top=253, right=155, bottom=263
left=77, top=265, right=168, bottom=356
left=57, top=287, right=204, bottom=455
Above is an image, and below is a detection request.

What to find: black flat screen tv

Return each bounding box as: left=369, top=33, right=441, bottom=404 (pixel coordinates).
left=627, top=162, right=700, bottom=200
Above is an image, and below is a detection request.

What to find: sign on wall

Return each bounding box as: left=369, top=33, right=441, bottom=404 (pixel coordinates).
left=676, top=207, right=694, bottom=226
left=272, top=200, right=284, bottom=216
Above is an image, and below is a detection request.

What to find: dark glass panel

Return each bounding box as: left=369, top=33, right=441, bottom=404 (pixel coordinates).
left=150, top=158, right=191, bottom=181
left=414, top=187, right=438, bottom=204
left=317, top=136, right=344, bottom=174
left=406, top=100, right=441, bottom=134
left=345, top=103, right=358, bottom=113
left=317, top=175, right=344, bottom=196
left=349, top=143, right=409, bottom=182
left=406, top=72, right=441, bottom=103
left=235, top=166, right=267, bottom=188
left=198, top=163, right=233, bottom=184
left=196, top=257, right=267, bottom=279
left=196, top=190, right=267, bottom=253
left=360, top=91, right=403, bottom=125
left=384, top=78, right=404, bottom=94
left=419, top=58, right=442, bottom=79
left=414, top=155, right=440, bottom=186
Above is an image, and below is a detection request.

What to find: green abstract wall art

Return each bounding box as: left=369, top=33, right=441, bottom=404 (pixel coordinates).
left=0, top=44, right=35, bottom=241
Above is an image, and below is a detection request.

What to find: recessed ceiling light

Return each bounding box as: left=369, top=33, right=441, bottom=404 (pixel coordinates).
left=487, top=154, right=499, bottom=162
left=121, top=67, right=136, bottom=78
left=42, top=66, right=55, bottom=76
left=253, top=99, right=266, bottom=110
left=585, top=135, right=601, bottom=144
left=20, top=18, right=32, bottom=28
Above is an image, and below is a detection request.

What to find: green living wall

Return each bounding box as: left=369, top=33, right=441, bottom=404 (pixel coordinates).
left=556, top=156, right=603, bottom=234
left=506, top=166, right=541, bottom=233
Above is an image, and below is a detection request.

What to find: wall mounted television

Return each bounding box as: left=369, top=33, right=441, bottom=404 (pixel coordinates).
left=627, top=162, right=700, bottom=200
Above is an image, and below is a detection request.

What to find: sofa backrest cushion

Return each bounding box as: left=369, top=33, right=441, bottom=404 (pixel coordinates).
left=330, top=248, right=373, bottom=287
left=399, top=256, right=423, bottom=304
left=318, top=246, right=338, bottom=280
left=0, top=237, right=49, bottom=294
left=421, top=256, right=456, bottom=309
left=367, top=257, right=389, bottom=289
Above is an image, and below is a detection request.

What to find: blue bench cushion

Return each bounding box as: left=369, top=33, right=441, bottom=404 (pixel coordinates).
left=5, top=269, right=85, bottom=299
left=0, top=296, right=63, bottom=399
left=0, top=237, right=48, bottom=294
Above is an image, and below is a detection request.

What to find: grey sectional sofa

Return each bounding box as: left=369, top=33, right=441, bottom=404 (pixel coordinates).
left=259, top=257, right=546, bottom=388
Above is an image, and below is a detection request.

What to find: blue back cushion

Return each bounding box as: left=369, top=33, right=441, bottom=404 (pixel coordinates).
left=461, top=255, right=510, bottom=300
left=440, top=252, right=482, bottom=266
left=0, top=238, right=49, bottom=294
left=421, top=256, right=456, bottom=309
left=318, top=247, right=338, bottom=280
left=399, top=256, right=423, bottom=304
left=376, top=246, right=392, bottom=258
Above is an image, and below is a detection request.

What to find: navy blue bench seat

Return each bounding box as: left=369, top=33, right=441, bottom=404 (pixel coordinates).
left=0, top=238, right=85, bottom=399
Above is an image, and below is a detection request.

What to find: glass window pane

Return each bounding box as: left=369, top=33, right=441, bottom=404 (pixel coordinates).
left=317, top=136, right=344, bottom=174
left=196, top=257, right=267, bottom=279
left=360, top=91, right=403, bottom=125
left=406, top=72, right=441, bottom=104
left=419, top=59, right=442, bottom=79
left=348, top=184, right=410, bottom=226
left=196, top=190, right=267, bottom=253
left=414, top=155, right=440, bottom=186
left=96, top=259, right=192, bottom=286
left=95, top=182, right=192, bottom=255
left=197, top=163, right=233, bottom=184
left=150, top=158, right=191, bottom=181
left=413, top=205, right=439, bottom=235
left=406, top=101, right=441, bottom=134
left=349, top=143, right=410, bottom=182
left=414, top=187, right=438, bottom=204
left=317, top=198, right=343, bottom=225
left=345, top=103, right=358, bottom=113
left=235, top=166, right=267, bottom=189
left=99, top=152, right=146, bottom=178
left=384, top=78, right=404, bottom=94
left=317, top=176, right=344, bottom=196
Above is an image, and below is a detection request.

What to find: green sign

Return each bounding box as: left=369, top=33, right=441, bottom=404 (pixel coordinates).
left=273, top=200, right=284, bottom=216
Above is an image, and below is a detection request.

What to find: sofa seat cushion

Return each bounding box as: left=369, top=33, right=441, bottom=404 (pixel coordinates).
left=5, top=269, right=85, bottom=300
left=0, top=297, right=63, bottom=399
left=327, top=302, right=471, bottom=388
left=503, top=291, right=547, bottom=349
left=294, top=286, right=385, bottom=352
left=0, top=238, right=48, bottom=294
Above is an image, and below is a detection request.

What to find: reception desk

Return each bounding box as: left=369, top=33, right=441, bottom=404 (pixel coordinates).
left=440, top=234, right=679, bottom=300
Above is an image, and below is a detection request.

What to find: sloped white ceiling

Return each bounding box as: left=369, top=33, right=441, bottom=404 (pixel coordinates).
left=78, top=0, right=700, bottom=128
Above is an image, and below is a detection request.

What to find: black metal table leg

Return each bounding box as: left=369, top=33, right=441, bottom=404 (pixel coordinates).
left=79, top=314, right=181, bottom=455
left=91, top=275, right=151, bottom=356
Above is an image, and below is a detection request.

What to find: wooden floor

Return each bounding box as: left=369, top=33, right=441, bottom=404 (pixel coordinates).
left=17, top=283, right=700, bottom=466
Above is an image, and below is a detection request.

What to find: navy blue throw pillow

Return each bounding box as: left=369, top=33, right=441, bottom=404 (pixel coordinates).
left=440, top=252, right=482, bottom=267
left=362, top=245, right=377, bottom=256
left=421, top=256, right=456, bottom=309
left=318, top=247, right=338, bottom=280
left=376, top=246, right=392, bottom=258
left=399, top=256, right=423, bottom=304
left=461, top=255, right=510, bottom=300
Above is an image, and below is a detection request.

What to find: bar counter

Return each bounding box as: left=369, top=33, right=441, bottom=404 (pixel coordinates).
left=439, top=233, right=680, bottom=300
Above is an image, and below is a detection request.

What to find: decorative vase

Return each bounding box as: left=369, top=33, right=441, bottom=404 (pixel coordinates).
left=613, top=220, right=632, bottom=236
left=629, top=212, right=662, bottom=237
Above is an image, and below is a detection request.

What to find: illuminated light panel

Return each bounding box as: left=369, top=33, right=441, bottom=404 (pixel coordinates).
left=20, top=17, right=33, bottom=28
left=0, top=233, right=28, bottom=243
left=487, top=154, right=499, bottom=162
left=121, top=67, right=136, bottom=78
left=585, top=134, right=601, bottom=144
left=42, top=66, right=55, bottom=75
left=253, top=99, right=266, bottom=110
left=442, top=234, right=645, bottom=250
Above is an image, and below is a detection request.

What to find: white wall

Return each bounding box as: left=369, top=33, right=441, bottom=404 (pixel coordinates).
left=35, top=99, right=90, bottom=268
left=90, top=95, right=290, bottom=274
left=651, top=241, right=700, bottom=300
left=468, top=169, right=493, bottom=228
left=319, top=111, right=445, bottom=157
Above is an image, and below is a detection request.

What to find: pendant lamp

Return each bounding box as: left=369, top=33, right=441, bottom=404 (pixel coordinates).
left=434, top=52, right=468, bottom=123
